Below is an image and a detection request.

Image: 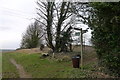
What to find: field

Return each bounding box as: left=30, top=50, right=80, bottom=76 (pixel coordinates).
left=2, top=46, right=112, bottom=78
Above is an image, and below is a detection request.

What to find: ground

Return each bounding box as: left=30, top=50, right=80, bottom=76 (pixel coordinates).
left=2, top=46, right=113, bottom=78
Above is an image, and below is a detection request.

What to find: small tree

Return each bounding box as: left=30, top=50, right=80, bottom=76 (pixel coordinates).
left=21, top=21, right=43, bottom=49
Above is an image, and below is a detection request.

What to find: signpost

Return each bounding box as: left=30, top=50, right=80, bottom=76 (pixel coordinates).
left=74, top=28, right=89, bottom=70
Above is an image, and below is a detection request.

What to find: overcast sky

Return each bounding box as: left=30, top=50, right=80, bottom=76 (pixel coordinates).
left=0, top=0, right=92, bottom=49
left=0, top=0, right=37, bottom=49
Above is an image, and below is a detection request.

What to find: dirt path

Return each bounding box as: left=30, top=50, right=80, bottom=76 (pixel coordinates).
left=10, top=58, right=32, bottom=78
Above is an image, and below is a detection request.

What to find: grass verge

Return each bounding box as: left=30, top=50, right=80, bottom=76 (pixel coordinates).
left=2, top=53, right=19, bottom=78
left=2, top=52, right=104, bottom=78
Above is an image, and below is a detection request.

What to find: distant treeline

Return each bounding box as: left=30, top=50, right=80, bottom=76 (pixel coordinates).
left=1, top=49, right=15, bottom=53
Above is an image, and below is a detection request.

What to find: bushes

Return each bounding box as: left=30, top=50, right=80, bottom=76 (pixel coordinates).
left=89, top=2, right=120, bottom=77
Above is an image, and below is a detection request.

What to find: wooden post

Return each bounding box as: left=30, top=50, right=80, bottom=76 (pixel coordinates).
left=74, top=27, right=88, bottom=70
left=83, top=36, right=85, bottom=53
left=80, top=28, right=83, bottom=69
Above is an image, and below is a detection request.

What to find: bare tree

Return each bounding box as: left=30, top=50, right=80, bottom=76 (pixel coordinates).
left=36, top=0, right=74, bottom=52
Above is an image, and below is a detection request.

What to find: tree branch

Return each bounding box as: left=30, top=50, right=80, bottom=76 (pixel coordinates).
left=36, top=8, right=47, bottom=17
left=36, top=1, right=47, bottom=10
left=61, top=22, right=71, bottom=32
left=34, top=18, right=47, bottom=26
left=37, top=13, right=47, bottom=20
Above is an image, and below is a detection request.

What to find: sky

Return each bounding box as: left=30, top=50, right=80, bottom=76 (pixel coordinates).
left=0, top=0, right=37, bottom=49
left=0, top=0, right=92, bottom=49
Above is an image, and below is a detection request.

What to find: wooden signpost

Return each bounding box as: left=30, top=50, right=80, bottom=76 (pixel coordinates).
left=74, top=28, right=88, bottom=69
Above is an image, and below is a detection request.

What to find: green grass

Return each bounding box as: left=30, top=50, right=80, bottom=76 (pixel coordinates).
left=0, top=53, right=2, bottom=72
left=0, top=52, right=2, bottom=79
left=2, top=52, right=97, bottom=78
left=2, top=53, right=19, bottom=78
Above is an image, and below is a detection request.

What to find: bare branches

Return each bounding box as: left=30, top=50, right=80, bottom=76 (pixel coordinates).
left=36, top=1, right=76, bottom=52
left=63, top=2, right=70, bottom=19
left=61, top=22, right=71, bottom=32
left=36, top=8, right=47, bottom=17
left=54, top=3, right=60, bottom=19
left=36, top=1, right=47, bottom=10
left=39, top=32, right=46, bottom=39
left=34, top=18, right=47, bottom=26
left=65, top=13, right=73, bottom=20
left=37, top=13, right=47, bottom=20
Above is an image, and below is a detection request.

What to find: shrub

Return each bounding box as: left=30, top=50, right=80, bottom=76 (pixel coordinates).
left=89, top=2, right=120, bottom=77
